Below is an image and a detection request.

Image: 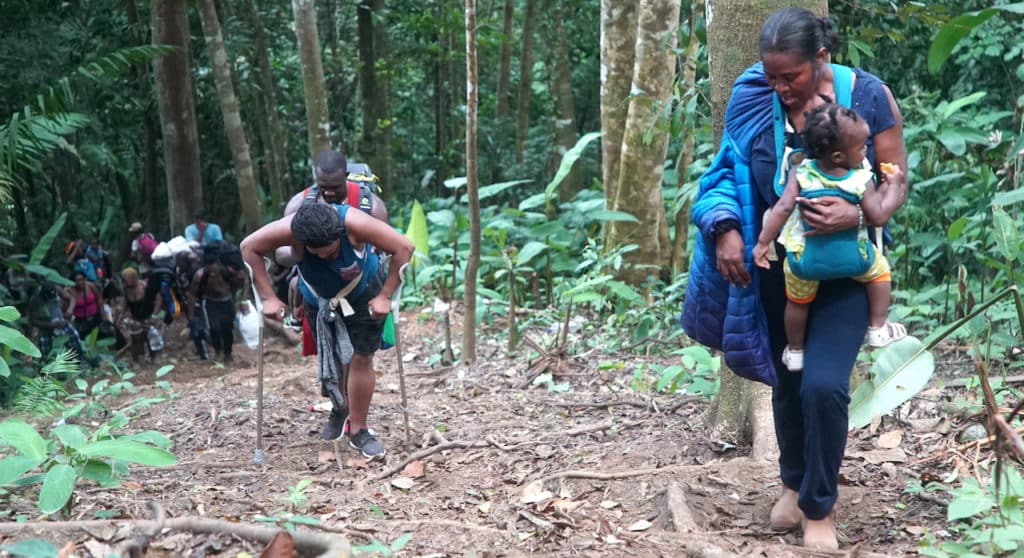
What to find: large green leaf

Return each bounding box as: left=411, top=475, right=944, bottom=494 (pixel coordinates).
left=0, top=420, right=48, bottom=460
left=940, top=92, right=987, bottom=121
left=516, top=241, right=548, bottom=265
left=0, top=455, right=43, bottom=486
left=992, top=207, right=1020, bottom=262
left=849, top=337, right=935, bottom=429
left=928, top=4, right=1024, bottom=73
left=29, top=211, right=67, bottom=266
left=0, top=324, right=41, bottom=357
left=928, top=9, right=998, bottom=74
left=0, top=540, right=59, bottom=558
left=38, top=464, right=76, bottom=514
left=405, top=200, right=429, bottom=263
left=52, top=425, right=88, bottom=451
left=0, top=357, right=9, bottom=378
left=21, top=264, right=73, bottom=286
left=478, top=179, right=531, bottom=201
left=0, top=306, right=20, bottom=322
left=544, top=132, right=601, bottom=199
left=78, top=439, right=177, bottom=466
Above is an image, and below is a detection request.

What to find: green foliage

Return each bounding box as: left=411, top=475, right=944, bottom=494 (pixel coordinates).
left=920, top=465, right=1024, bottom=557
left=254, top=512, right=322, bottom=533
left=353, top=533, right=413, bottom=557
left=928, top=3, right=1024, bottom=74
left=0, top=540, right=59, bottom=558
left=0, top=411, right=176, bottom=515
left=286, top=479, right=313, bottom=512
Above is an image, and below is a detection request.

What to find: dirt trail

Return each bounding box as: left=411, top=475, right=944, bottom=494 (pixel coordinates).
left=0, top=316, right=959, bottom=556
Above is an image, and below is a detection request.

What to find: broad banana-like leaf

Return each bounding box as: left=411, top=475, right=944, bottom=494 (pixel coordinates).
left=848, top=336, right=935, bottom=430
left=405, top=200, right=429, bottom=263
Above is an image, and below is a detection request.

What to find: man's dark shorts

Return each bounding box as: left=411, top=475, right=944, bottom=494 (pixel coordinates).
left=304, top=267, right=386, bottom=355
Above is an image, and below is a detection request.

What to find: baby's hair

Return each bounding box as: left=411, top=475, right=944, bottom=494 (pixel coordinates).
left=801, top=103, right=861, bottom=160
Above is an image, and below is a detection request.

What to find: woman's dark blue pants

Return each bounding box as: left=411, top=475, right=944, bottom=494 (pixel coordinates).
left=759, top=258, right=868, bottom=520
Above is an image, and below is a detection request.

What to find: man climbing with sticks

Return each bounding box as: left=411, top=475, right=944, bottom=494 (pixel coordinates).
left=241, top=157, right=413, bottom=459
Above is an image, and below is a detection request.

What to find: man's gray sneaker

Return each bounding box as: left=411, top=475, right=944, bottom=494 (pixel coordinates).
left=320, top=406, right=349, bottom=442
left=349, top=428, right=386, bottom=459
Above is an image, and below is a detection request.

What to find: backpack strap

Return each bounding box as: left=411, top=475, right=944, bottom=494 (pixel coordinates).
left=302, top=186, right=319, bottom=207
left=772, top=63, right=855, bottom=196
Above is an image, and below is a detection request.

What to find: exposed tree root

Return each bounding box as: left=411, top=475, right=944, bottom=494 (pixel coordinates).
left=0, top=518, right=350, bottom=557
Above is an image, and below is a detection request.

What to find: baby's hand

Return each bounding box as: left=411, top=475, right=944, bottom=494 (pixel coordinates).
left=753, top=242, right=771, bottom=269
left=880, top=162, right=903, bottom=185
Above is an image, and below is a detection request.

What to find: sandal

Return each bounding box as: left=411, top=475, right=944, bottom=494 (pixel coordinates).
left=781, top=346, right=804, bottom=372
left=866, top=321, right=907, bottom=348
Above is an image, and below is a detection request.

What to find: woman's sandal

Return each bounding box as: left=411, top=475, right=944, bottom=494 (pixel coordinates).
left=866, top=321, right=907, bottom=348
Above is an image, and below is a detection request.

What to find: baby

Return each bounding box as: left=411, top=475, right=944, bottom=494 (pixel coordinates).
left=753, top=103, right=906, bottom=371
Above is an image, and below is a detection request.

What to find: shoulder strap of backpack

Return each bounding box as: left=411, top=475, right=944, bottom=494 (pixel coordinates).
left=302, top=185, right=319, bottom=207
left=772, top=64, right=856, bottom=196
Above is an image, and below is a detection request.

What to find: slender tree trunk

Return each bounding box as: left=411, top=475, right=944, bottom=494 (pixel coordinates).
left=125, top=0, right=162, bottom=230
left=357, top=0, right=394, bottom=197
left=292, top=0, right=332, bottom=158
left=704, top=0, right=828, bottom=455
left=198, top=0, right=263, bottom=232
left=548, top=3, right=582, bottom=202
left=514, top=0, right=537, bottom=161
left=494, top=0, right=514, bottom=119
left=151, top=0, right=203, bottom=235
left=605, top=0, right=679, bottom=285
left=463, top=0, right=480, bottom=364
left=435, top=23, right=449, bottom=196
left=670, top=0, right=703, bottom=276
left=600, top=0, right=638, bottom=211
left=243, top=0, right=291, bottom=206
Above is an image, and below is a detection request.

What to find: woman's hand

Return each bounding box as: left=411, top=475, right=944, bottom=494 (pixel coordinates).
left=752, top=242, right=771, bottom=270
left=715, top=229, right=750, bottom=288
left=796, top=196, right=859, bottom=235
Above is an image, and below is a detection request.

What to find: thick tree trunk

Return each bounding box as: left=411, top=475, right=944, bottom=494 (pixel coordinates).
left=605, top=0, right=679, bottom=285
left=513, top=0, right=537, bottom=161
left=243, top=0, right=289, bottom=210
left=357, top=0, right=394, bottom=197
left=548, top=2, right=582, bottom=202
left=600, top=0, right=638, bottom=211
left=670, top=0, right=703, bottom=277
left=198, top=0, right=263, bottom=232
left=151, top=0, right=203, bottom=235
left=463, top=0, right=480, bottom=364
left=494, top=0, right=514, bottom=119
left=704, top=0, right=827, bottom=456
left=292, top=0, right=332, bottom=158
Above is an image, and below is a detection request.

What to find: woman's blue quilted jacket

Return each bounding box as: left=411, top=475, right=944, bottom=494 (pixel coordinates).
left=681, top=63, right=778, bottom=386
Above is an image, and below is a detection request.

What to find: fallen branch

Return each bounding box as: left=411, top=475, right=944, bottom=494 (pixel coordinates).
left=385, top=518, right=508, bottom=534
left=0, top=517, right=349, bottom=557
left=532, top=462, right=705, bottom=486
left=371, top=441, right=489, bottom=481
left=665, top=482, right=699, bottom=533
left=562, top=419, right=615, bottom=437
left=547, top=398, right=696, bottom=413
left=945, top=374, right=1024, bottom=388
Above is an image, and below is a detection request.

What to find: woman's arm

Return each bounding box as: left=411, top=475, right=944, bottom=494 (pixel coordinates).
left=865, top=85, right=908, bottom=226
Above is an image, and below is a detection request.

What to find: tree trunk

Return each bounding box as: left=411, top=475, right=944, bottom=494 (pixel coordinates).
left=704, top=0, right=827, bottom=456
left=605, top=0, right=679, bottom=285
left=198, top=0, right=263, bottom=232
left=435, top=22, right=450, bottom=196
left=126, top=0, right=162, bottom=232
left=547, top=2, right=582, bottom=202
left=151, top=0, right=203, bottom=236
left=494, top=0, right=514, bottom=119
left=243, top=0, right=289, bottom=210
left=670, top=0, right=703, bottom=277
left=463, top=0, right=480, bottom=364
left=357, top=0, right=394, bottom=198
left=514, top=0, right=537, bottom=161
left=292, top=0, right=332, bottom=158
left=600, top=0, right=638, bottom=212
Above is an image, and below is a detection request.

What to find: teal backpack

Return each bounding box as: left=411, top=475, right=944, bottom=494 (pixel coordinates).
left=772, top=64, right=876, bottom=281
